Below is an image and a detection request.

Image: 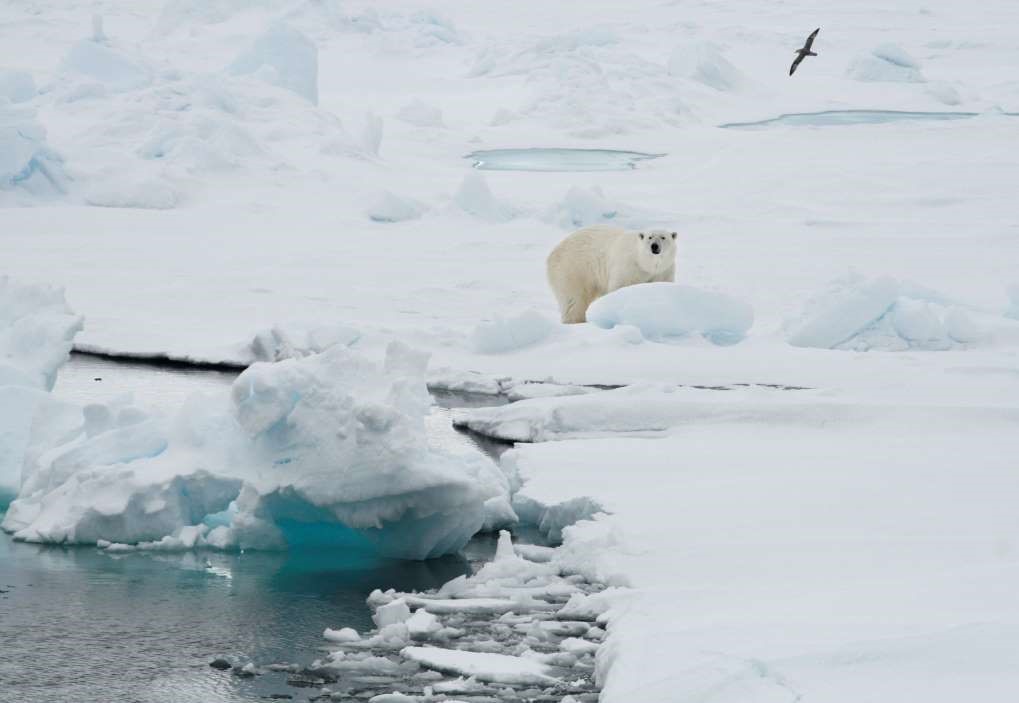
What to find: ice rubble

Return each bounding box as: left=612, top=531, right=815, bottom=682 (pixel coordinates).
left=786, top=274, right=1016, bottom=351
left=848, top=44, right=926, bottom=83
left=0, top=278, right=83, bottom=505
left=229, top=22, right=319, bottom=105
left=586, top=282, right=754, bottom=345
left=2, top=342, right=514, bottom=558
left=301, top=531, right=608, bottom=699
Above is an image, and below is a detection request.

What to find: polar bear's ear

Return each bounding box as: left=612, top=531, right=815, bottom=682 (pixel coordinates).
left=638, top=233, right=644, bottom=240
left=671, top=232, right=677, bottom=239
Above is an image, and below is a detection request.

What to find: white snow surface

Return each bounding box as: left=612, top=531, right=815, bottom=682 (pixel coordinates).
left=401, top=646, right=557, bottom=685
left=3, top=1, right=1019, bottom=701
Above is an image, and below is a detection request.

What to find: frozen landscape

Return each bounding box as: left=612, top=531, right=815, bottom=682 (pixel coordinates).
left=3, top=0, right=1019, bottom=701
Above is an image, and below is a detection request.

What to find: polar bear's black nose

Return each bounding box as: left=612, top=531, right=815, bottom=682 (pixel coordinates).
left=651, top=242, right=661, bottom=255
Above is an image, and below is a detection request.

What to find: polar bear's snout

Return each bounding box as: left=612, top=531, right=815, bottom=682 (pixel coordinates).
left=651, top=242, right=661, bottom=255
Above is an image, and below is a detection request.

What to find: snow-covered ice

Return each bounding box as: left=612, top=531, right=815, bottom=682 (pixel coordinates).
left=2, top=342, right=512, bottom=558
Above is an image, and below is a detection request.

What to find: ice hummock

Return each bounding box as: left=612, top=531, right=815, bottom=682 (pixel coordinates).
left=0, top=105, right=68, bottom=198
left=3, top=342, right=514, bottom=559
left=786, top=274, right=1017, bottom=351
left=586, top=282, right=754, bottom=345
left=229, top=22, right=319, bottom=105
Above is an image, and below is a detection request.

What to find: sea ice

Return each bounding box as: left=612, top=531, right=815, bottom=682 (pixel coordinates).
left=396, top=99, right=445, bottom=128
left=585, top=282, right=754, bottom=345
left=0, top=106, right=67, bottom=197
left=59, top=39, right=151, bottom=93
left=366, top=191, right=427, bottom=223
left=453, top=172, right=513, bottom=222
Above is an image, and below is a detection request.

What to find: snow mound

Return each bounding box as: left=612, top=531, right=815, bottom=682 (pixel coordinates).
left=0, top=70, right=36, bottom=104
left=667, top=41, right=746, bottom=91
left=0, top=106, right=67, bottom=198
left=229, top=22, right=319, bottom=105
left=367, top=191, right=427, bottom=223
left=453, top=172, right=513, bottom=221
left=786, top=275, right=1005, bottom=351
left=3, top=343, right=511, bottom=558
left=545, top=186, right=620, bottom=229
left=395, top=99, right=444, bottom=128
left=586, top=283, right=754, bottom=345
left=848, top=44, right=925, bottom=83
left=60, top=39, right=152, bottom=93
left=471, top=310, right=555, bottom=354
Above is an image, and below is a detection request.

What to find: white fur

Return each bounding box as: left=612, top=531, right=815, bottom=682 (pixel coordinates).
left=546, top=225, right=677, bottom=324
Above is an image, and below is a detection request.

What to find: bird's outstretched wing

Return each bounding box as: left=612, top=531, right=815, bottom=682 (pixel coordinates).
left=803, top=27, right=820, bottom=51
left=789, top=53, right=805, bottom=75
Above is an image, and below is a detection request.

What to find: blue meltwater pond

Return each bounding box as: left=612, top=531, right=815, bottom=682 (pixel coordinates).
left=466, top=147, right=665, bottom=171
left=0, top=355, right=520, bottom=703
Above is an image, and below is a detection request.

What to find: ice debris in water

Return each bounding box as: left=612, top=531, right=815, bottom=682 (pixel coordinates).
left=300, top=531, right=609, bottom=700
left=586, top=282, right=754, bottom=345
left=2, top=342, right=514, bottom=558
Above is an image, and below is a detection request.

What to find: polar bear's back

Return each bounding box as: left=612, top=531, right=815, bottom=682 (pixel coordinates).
left=546, top=225, right=628, bottom=323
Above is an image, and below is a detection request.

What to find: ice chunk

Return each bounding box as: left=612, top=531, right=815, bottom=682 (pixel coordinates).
left=374, top=598, right=412, bottom=628
left=787, top=275, right=900, bottom=348
left=5, top=343, right=509, bottom=558
left=471, top=310, right=555, bottom=354
left=396, top=99, right=444, bottom=128
left=586, top=282, right=754, bottom=345
left=60, top=40, right=151, bottom=92
left=453, top=172, right=513, bottom=222
left=787, top=275, right=994, bottom=351
left=367, top=191, right=427, bottom=223
left=848, top=44, right=925, bottom=83
left=324, top=627, right=361, bottom=643
left=401, top=646, right=559, bottom=685
left=406, top=609, right=442, bottom=638
left=0, top=277, right=83, bottom=391
left=248, top=322, right=360, bottom=362
left=0, top=70, right=36, bottom=104
left=0, top=106, right=68, bottom=197
left=667, top=41, right=746, bottom=91
left=230, top=23, right=319, bottom=105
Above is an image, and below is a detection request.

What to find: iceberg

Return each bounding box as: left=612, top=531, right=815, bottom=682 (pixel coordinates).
left=3, top=341, right=512, bottom=559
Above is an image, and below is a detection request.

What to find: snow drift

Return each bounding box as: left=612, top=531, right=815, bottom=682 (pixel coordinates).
left=2, top=342, right=513, bottom=558
left=586, top=282, right=753, bottom=345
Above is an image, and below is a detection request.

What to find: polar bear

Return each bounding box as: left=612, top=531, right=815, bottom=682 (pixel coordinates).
left=546, top=224, right=677, bottom=324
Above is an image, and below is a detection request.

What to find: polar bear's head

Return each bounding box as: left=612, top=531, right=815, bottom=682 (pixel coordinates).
left=635, top=229, right=677, bottom=273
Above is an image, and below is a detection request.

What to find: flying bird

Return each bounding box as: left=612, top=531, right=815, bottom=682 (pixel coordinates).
left=789, top=27, right=820, bottom=76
